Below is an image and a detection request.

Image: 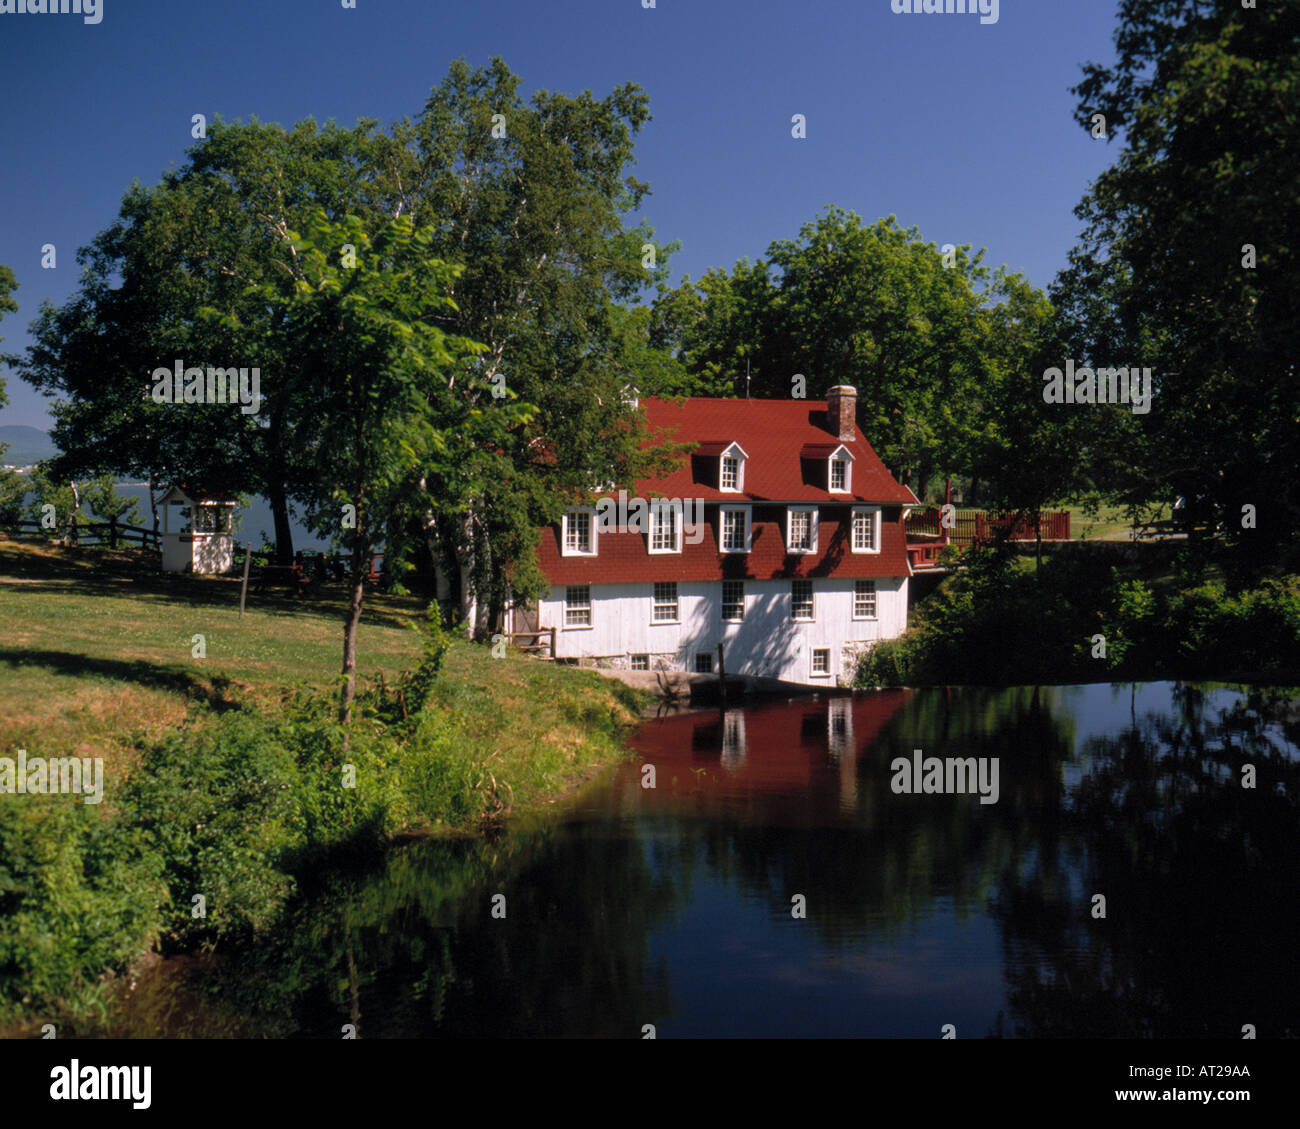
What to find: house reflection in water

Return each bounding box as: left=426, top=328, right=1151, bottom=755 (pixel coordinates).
left=627, top=691, right=914, bottom=820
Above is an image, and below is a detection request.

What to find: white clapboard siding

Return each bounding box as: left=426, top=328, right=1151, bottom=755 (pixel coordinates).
left=541, top=577, right=908, bottom=685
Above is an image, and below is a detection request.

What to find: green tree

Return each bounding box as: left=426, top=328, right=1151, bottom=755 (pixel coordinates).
left=82, top=473, right=142, bottom=539
left=653, top=208, right=1052, bottom=497
left=26, top=466, right=78, bottom=537
left=14, top=118, right=395, bottom=559
left=0, top=264, right=23, bottom=525
left=1062, top=0, right=1300, bottom=576
left=224, top=210, right=528, bottom=723
left=369, top=58, right=682, bottom=631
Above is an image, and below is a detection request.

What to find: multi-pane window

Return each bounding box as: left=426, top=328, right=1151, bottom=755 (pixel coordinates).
left=722, top=580, right=744, bottom=621
left=564, top=585, right=591, bottom=626
left=789, top=509, right=814, bottom=552
left=811, top=648, right=830, bottom=675
left=721, top=508, right=747, bottom=552
left=791, top=579, right=814, bottom=621
left=653, top=582, right=678, bottom=621
left=721, top=456, right=739, bottom=490
left=564, top=511, right=592, bottom=554
left=852, top=508, right=876, bottom=551
left=651, top=504, right=679, bottom=552
left=630, top=654, right=650, bottom=671
left=830, top=459, right=847, bottom=491
left=854, top=579, right=877, bottom=619
left=695, top=652, right=714, bottom=673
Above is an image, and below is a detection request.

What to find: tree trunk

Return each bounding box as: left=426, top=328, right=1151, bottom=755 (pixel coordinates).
left=339, top=566, right=366, bottom=726
left=268, top=479, right=294, bottom=566
left=458, top=511, right=477, bottom=640
left=266, top=408, right=294, bottom=564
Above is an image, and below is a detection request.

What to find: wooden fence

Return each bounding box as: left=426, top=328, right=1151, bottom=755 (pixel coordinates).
left=13, top=517, right=161, bottom=550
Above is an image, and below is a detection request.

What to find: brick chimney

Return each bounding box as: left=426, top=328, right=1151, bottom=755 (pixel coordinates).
left=826, top=385, right=857, bottom=441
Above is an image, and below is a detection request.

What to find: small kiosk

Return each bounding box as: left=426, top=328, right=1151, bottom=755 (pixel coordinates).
left=158, top=485, right=237, bottom=574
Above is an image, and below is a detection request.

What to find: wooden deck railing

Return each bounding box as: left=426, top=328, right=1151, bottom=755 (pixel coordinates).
left=13, top=517, right=161, bottom=550
left=905, top=508, right=1070, bottom=547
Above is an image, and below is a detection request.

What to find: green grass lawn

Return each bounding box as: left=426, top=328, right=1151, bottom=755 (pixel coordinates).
left=1065, top=501, right=1174, bottom=541
left=0, top=539, right=652, bottom=1029
left=0, top=539, right=647, bottom=811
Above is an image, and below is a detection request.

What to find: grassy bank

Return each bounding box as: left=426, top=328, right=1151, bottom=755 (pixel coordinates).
left=0, top=541, right=648, bottom=1028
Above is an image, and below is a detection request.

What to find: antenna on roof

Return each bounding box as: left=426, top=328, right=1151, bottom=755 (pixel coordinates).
left=746, top=357, right=751, bottom=400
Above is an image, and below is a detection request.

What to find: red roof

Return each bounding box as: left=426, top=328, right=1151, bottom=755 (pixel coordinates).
left=538, top=509, right=912, bottom=583
left=630, top=396, right=918, bottom=505
left=536, top=395, right=918, bottom=585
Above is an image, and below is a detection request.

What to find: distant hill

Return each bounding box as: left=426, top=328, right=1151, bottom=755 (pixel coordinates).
left=0, top=425, right=59, bottom=466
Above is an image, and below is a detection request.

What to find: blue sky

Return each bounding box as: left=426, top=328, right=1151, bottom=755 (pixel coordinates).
left=0, top=0, right=1119, bottom=429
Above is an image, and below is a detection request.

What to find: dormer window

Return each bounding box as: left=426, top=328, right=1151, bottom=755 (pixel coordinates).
left=721, top=456, right=739, bottom=490
left=562, top=509, right=597, bottom=556
left=827, top=444, right=854, bottom=493
left=800, top=442, right=854, bottom=493
left=718, top=442, right=748, bottom=492
left=649, top=501, right=683, bottom=554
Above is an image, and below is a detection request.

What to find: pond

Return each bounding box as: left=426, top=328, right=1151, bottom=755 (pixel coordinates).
left=106, top=681, right=1300, bottom=1038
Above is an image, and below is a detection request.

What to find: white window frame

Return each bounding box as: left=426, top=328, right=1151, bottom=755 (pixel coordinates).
left=652, top=581, right=679, bottom=623
left=810, top=648, right=832, bottom=678
left=718, top=442, right=748, bottom=493
left=563, top=585, right=592, bottom=628
left=630, top=653, right=650, bottom=671
left=827, top=444, right=854, bottom=494
left=561, top=509, right=598, bottom=557
left=786, top=507, right=819, bottom=554
left=648, top=501, right=683, bottom=554
left=721, top=579, right=745, bottom=622
left=695, top=651, right=714, bottom=674
left=853, top=578, right=878, bottom=620
left=719, top=505, right=752, bottom=553
left=850, top=506, right=881, bottom=554
left=791, top=579, right=814, bottom=621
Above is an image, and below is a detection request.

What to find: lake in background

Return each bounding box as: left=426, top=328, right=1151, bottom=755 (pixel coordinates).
left=103, top=680, right=1300, bottom=1039
left=42, top=484, right=332, bottom=553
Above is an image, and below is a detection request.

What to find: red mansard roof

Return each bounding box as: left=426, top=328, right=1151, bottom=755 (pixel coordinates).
left=536, top=395, right=919, bottom=585
left=629, top=396, right=919, bottom=505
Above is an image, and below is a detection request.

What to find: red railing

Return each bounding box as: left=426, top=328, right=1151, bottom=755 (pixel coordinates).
left=905, top=508, right=1070, bottom=562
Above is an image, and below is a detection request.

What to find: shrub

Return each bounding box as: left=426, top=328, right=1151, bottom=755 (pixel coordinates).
left=0, top=800, right=164, bottom=1019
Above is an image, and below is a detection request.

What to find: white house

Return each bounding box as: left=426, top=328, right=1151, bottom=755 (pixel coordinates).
left=529, top=386, right=920, bottom=685
left=158, top=484, right=237, bottom=574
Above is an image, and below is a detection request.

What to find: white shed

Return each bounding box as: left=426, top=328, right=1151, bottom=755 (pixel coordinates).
left=158, top=485, right=237, bottom=574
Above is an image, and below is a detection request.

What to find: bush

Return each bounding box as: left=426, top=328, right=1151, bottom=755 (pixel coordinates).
left=0, top=800, right=165, bottom=1020
left=854, top=547, right=1300, bottom=686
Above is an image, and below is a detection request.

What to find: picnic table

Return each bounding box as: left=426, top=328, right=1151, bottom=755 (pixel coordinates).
left=254, top=563, right=317, bottom=596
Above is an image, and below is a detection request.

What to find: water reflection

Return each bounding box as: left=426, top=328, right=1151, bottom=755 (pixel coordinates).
left=104, top=683, right=1300, bottom=1038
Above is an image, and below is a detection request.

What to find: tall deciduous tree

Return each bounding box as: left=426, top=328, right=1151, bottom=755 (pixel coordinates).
left=15, top=119, right=395, bottom=559
left=364, top=58, right=682, bottom=632
left=1062, top=0, right=1300, bottom=576
left=224, top=211, right=527, bottom=723
left=652, top=208, right=1051, bottom=497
